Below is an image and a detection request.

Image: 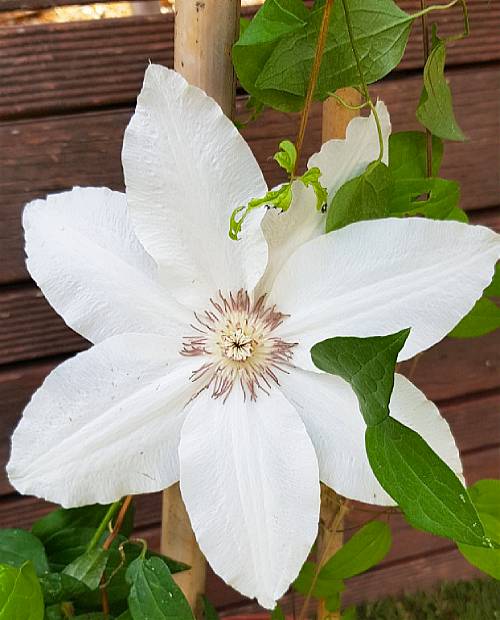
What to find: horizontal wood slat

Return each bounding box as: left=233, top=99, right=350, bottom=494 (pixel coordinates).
left=2, top=65, right=499, bottom=285
left=1, top=1, right=499, bottom=119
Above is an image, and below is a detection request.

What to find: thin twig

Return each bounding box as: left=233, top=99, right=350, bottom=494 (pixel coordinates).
left=293, top=0, right=334, bottom=176
left=103, top=495, right=133, bottom=551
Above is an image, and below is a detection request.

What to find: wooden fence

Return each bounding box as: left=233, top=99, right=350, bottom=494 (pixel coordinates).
left=0, top=0, right=499, bottom=614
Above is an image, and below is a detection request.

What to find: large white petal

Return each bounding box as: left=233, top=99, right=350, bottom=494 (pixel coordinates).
left=24, top=187, right=188, bottom=344
left=270, top=218, right=500, bottom=370
left=280, top=370, right=463, bottom=506
left=308, top=100, right=390, bottom=199
left=122, top=64, right=268, bottom=309
left=256, top=181, right=325, bottom=296
left=8, top=334, right=198, bottom=507
left=179, top=388, right=320, bottom=609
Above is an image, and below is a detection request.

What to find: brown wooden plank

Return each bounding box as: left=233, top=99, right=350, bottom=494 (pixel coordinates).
left=2, top=65, right=499, bottom=285
left=0, top=2, right=499, bottom=119
left=0, top=0, right=139, bottom=10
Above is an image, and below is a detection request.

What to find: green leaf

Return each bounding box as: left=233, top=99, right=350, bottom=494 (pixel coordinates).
left=0, top=561, right=44, bottom=620
left=126, top=557, right=194, bottom=620
left=233, top=0, right=414, bottom=112
left=273, top=140, right=297, bottom=175
left=459, top=480, right=500, bottom=578
left=40, top=528, right=101, bottom=572
left=366, top=417, right=489, bottom=547
left=449, top=297, right=500, bottom=339
left=39, top=572, right=90, bottom=606
left=0, top=529, right=48, bottom=576
left=485, top=264, right=500, bottom=297
left=63, top=548, right=109, bottom=591
left=311, top=329, right=410, bottom=426
left=319, top=521, right=391, bottom=580
left=293, top=561, right=344, bottom=599
left=271, top=605, right=285, bottom=620
left=32, top=503, right=134, bottom=544
left=326, top=161, right=391, bottom=233
left=389, top=177, right=461, bottom=221
left=341, top=607, right=357, bottom=620
left=116, top=613, right=133, bottom=620
left=389, top=131, right=443, bottom=179
left=201, top=596, right=219, bottom=620
left=469, top=480, right=500, bottom=521
left=416, top=33, right=465, bottom=142
left=229, top=185, right=293, bottom=240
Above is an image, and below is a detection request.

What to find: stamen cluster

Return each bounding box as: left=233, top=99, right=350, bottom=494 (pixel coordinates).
left=181, top=290, right=296, bottom=401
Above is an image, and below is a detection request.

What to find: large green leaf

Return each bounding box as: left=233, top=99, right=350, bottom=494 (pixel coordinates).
left=311, top=329, right=410, bottom=426
left=39, top=572, right=90, bottom=606
left=233, top=0, right=414, bottom=112
left=416, top=34, right=465, bottom=141
left=39, top=527, right=100, bottom=572
left=459, top=480, right=500, bottom=578
left=271, top=605, right=285, bottom=620
left=389, top=131, right=443, bottom=179
left=485, top=264, right=500, bottom=297
left=0, top=561, right=44, bottom=620
left=319, top=521, right=391, bottom=580
left=201, top=596, right=219, bottom=620
left=449, top=297, right=500, bottom=339
left=126, top=557, right=194, bottom=620
left=32, top=503, right=134, bottom=544
left=389, top=177, right=461, bottom=221
left=63, top=548, right=109, bottom=591
left=326, top=161, right=391, bottom=233
left=0, top=529, right=48, bottom=576
left=366, top=417, right=488, bottom=547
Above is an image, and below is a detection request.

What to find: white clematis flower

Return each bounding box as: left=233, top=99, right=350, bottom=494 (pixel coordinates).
left=8, top=64, right=500, bottom=609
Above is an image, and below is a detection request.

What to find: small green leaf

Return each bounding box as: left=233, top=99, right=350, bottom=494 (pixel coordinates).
left=459, top=480, right=500, bottom=578
left=271, top=604, right=285, bottom=620
left=126, top=556, right=194, bottom=620
left=319, top=521, right=391, bottom=580
left=301, top=167, right=328, bottom=211
left=39, top=572, right=90, bottom=605
left=311, top=329, right=410, bottom=426
left=63, top=548, right=109, bottom=590
left=274, top=140, right=297, bottom=175
left=366, top=417, right=488, bottom=547
left=449, top=297, right=500, bottom=339
left=201, top=595, right=219, bottom=620
left=416, top=33, right=465, bottom=141
left=0, top=561, right=44, bottom=620
left=229, top=185, right=293, bottom=240
left=326, top=161, right=391, bottom=233
left=0, top=529, right=48, bottom=576
left=389, top=131, right=443, bottom=179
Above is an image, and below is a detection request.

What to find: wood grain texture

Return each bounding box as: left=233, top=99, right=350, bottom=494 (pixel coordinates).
left=2, top=65, right=499, bottom=285
left=1, top=1, right=499, bottom=119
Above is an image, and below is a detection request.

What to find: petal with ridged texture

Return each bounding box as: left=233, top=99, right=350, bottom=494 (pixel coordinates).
left=257, top=181, right=325, bottom=296
left=270, top=218, right=500, bottom=370
left=122, top=64, right=268, bottom=309
left=23, top=187, right=188, bottom=344
left=280, top=371, right=463, bottom=505
left=179, top=388, right=320, bottom=609
left=8, top=334, right=198, bottom=507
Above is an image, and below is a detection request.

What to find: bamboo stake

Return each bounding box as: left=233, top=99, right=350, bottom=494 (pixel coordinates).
left=161, top=2, right=240, bottom=616
left=316, top=87, right=361, bottom=620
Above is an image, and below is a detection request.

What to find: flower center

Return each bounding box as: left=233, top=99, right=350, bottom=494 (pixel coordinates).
left=181, top=289, right=296, bottom=401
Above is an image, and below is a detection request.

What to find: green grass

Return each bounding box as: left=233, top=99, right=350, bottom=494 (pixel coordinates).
left=355, top=579, right=500, bottom=619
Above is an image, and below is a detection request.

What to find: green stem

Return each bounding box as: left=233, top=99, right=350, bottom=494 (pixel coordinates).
left=420, top=0, right=433, bottom=178
left=86, top=500, right=122, bottom=553
left=411, top=0, right=461, bottom=20
left=327, top=92, right=369, bottom=111
left=340, top=0, right=384, bottom=161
